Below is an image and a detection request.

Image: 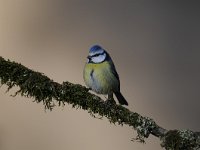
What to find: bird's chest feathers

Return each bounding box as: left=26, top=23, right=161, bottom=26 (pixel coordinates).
left=84, top=62, right=115, bottom=94
left=87, top=62, right=110, bottom=81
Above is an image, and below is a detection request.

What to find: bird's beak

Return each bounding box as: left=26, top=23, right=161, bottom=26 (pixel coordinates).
left=87, top=55, right=92, bottom=63
left=87, top=56, right=91, bottom=59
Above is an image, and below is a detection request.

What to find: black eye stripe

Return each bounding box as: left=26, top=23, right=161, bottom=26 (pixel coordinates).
left=91, top=52, right=105, bottom=58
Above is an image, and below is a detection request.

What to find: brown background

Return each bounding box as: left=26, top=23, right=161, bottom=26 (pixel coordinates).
left=0, top=1, right=200, bottom=150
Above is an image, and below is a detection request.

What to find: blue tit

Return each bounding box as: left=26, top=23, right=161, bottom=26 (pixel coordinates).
left=83, top=45, right=128, bottom=106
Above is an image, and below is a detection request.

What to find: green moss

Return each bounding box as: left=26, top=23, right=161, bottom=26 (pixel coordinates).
left=1, top=56, right=200, bottom=149
left=161, top=130, right=200, bottom=150
left=0, top=56, right=156, bottom=140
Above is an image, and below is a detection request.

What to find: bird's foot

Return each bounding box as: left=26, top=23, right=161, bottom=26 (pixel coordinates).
left=86, top=87, right=92, bottom=91
left=105, top=97, right=116, bottom=105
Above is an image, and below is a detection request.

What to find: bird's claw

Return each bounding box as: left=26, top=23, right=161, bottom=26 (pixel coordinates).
left=105, top=98, right=116, bottom=105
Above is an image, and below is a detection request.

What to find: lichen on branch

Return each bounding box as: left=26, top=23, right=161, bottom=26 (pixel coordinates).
left=0, top=56, right=199, bottom=149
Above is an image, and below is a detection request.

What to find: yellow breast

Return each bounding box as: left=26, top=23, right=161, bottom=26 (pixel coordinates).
left=83, top=61, right=119, bottom=94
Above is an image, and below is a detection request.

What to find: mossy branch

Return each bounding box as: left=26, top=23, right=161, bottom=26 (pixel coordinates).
left=0, top=56, right=200, bottom=149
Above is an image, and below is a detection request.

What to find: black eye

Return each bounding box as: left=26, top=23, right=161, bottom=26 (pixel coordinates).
left=93, top=53, right=100, bottom=57
left=91, top=52, right=105, bottom=58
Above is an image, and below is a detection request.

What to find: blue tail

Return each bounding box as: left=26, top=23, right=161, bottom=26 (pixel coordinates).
left=114, top=92, right=128, bottom=106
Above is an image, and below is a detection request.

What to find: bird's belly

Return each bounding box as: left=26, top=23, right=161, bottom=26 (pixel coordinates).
left=90, top=72, right=111, bottom=94
left=84, top=63, right=118, bottom=94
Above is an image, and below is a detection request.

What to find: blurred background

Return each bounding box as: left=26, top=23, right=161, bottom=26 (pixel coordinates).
left=0, top=1, right=200, bottom=150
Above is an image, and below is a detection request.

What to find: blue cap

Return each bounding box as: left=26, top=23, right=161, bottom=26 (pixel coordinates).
left=89, top=45, right=102, bottom=53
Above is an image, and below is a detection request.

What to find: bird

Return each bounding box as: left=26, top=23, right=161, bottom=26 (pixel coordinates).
left=83, top=45, right=128, bottom=106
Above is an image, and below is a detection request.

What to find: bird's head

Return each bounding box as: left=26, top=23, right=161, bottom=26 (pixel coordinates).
left=87, top=45, right=107, bottom=63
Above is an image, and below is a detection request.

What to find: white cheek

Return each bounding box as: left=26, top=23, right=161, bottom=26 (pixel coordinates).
left=92, top=53, right=106, bottom=63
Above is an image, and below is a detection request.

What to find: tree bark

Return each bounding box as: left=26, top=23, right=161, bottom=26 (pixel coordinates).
left=0, top=56, right=199, bottom=150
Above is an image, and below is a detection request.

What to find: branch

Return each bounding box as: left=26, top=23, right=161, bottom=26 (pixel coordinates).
left=0, top=56, right=199, bottom=149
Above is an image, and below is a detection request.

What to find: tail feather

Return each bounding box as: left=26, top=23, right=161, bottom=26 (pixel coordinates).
left=114, top=92, right=128, bottom=106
